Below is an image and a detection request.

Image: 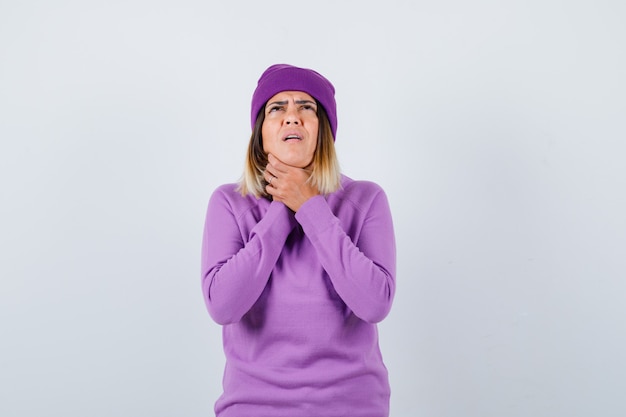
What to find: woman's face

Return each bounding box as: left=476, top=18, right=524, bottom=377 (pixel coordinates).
left=261, top=91, right=319, bottom=168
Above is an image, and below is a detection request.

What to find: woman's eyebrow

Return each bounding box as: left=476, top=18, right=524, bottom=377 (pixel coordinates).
left=267, top=100, right=288, bottom=107
left=267, top=99, right=317, bottom=107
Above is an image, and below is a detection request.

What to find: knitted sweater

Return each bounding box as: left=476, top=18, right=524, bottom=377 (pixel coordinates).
left=201, top=175, right=396, bottom=417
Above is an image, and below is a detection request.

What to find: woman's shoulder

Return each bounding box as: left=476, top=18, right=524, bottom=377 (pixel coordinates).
left=212, top=182, right=240, bottom=197
left=334, top=175, right=388, bottom=206
left=339, top=174, right=385, bottom=194
left=209, top=183, right=269, bottom=213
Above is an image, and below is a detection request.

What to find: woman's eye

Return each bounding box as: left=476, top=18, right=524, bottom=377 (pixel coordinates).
left=268, top=106, right=282, bottom=113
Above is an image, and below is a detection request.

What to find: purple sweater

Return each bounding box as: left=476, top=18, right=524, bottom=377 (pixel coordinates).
left=201, top=175, right=396, bottom=417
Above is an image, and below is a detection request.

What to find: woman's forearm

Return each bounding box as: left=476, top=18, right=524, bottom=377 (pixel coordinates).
left=295, top=191, right=396, bottom=323
left=201, top=194, right=296, bottom=324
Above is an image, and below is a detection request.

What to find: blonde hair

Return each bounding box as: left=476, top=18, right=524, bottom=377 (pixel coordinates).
left=238, top=103, right=341, bottom=198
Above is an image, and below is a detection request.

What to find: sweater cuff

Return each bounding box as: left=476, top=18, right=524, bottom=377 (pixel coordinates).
left=295, top=195, right=337, bottom=237
left=258, top=200, right=298, bottom=240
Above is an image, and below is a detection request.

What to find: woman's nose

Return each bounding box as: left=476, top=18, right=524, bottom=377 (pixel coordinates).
left=284, top=107, right=300, bottom=125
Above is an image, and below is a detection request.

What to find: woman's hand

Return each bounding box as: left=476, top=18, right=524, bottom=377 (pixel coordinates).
left=264, top=153, right=319, bottom=212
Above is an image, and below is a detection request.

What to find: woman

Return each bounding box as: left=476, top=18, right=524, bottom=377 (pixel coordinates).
left=201, top=64, right=396, bottom=417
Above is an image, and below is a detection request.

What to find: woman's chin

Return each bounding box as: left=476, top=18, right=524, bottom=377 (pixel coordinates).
left=276, top=155, right=313, bottom=169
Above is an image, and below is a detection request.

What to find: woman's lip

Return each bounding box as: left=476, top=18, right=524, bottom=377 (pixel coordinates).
left=283, top=134, right=302, bottom=141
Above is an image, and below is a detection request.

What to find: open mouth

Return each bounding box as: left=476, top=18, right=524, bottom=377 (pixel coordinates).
left=284, top=134, right=302, bottom=141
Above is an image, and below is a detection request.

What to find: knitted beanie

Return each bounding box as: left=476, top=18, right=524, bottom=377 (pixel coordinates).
left=250, top=64, right=337, bottom=140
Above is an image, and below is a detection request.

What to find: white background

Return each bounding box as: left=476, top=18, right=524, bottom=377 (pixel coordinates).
left=1, top=1, right=625, bottom=416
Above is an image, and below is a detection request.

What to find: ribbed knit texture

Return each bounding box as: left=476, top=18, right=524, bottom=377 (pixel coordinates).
left=201, top=175, right=396, bottom=417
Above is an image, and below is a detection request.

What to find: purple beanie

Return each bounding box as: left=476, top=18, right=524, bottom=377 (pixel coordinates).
left=251, top=64, right=338, bottom=140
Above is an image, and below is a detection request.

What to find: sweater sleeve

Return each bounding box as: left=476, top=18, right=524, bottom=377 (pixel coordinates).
left=295, top=187, right=396, bottom=323
left=201, top=188, right=297, bottom=324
